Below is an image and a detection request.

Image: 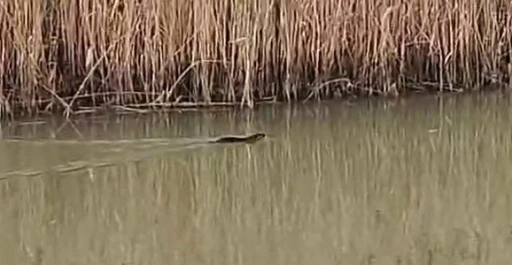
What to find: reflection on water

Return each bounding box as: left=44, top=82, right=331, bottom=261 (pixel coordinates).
left=1, top=92, right=512, bottom=265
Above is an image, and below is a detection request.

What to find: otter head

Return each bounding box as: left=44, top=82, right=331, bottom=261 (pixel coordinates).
left=246, top=133, right=266, bottom=143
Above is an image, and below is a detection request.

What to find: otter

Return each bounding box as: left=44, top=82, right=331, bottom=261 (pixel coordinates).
left=211, top=133, right=266, bottom=144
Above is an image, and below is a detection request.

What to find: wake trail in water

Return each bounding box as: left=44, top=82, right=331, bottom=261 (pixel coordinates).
left=0, top=137, right=213, bottom=146
left=0, top=139, right=214, bottom=181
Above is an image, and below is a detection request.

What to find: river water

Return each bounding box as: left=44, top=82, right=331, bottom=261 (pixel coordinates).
left=1, top=92, right=512, bottom=265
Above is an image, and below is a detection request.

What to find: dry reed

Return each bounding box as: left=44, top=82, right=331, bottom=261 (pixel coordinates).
left=0, top=0, right=511, bottom=117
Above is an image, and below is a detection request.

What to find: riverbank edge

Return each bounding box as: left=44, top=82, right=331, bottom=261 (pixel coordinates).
left=1, top=84, right=508, bottom=121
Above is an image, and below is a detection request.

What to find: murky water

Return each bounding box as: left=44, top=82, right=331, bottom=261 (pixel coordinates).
left=1, top=92, right=512, bottom=265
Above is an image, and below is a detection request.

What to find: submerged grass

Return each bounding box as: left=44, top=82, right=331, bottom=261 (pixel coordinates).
left=0, top=0, right=512, bottom=117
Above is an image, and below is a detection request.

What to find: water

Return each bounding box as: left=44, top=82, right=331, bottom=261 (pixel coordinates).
left=1, top=92, right=512, bottom=265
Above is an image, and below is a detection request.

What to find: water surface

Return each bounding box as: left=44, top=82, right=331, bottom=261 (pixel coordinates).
left=1, top=92, right=512, bottom=265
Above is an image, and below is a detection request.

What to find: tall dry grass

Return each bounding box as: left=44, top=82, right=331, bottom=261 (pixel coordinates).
left=0, top=0, right=511, bottom=117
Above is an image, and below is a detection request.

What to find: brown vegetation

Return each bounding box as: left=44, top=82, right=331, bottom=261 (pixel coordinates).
left=0, top=0, right=511, bottom=117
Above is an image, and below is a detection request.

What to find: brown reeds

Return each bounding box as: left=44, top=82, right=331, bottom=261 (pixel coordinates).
left=0, top=0, right=511, bottom=117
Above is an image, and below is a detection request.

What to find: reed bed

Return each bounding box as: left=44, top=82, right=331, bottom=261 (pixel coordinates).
left=0, top=0, right=511, bottom=117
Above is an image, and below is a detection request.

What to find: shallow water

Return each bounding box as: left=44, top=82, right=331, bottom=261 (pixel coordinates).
left=1, top=92, right=512, bottom=265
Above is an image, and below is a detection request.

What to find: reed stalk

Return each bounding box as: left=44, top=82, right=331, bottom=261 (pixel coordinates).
left=0, top=0, right=511, bottom=117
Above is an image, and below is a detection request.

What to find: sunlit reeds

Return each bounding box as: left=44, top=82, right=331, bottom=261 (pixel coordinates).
left=0, top=0, right=511, bottom=117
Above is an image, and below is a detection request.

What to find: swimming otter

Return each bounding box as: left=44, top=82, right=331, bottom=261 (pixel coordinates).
left=211, top=133, right=266, bottom=144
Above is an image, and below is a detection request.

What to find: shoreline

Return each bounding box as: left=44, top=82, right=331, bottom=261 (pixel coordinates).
left=2, top=86, right=508, bottom=122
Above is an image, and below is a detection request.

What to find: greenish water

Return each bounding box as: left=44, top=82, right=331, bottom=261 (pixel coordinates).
left=1, top=92, right=512, bottom=265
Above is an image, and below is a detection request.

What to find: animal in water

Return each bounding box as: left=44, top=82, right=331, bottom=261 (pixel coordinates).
left=210, top=133, right=266, bottom=144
